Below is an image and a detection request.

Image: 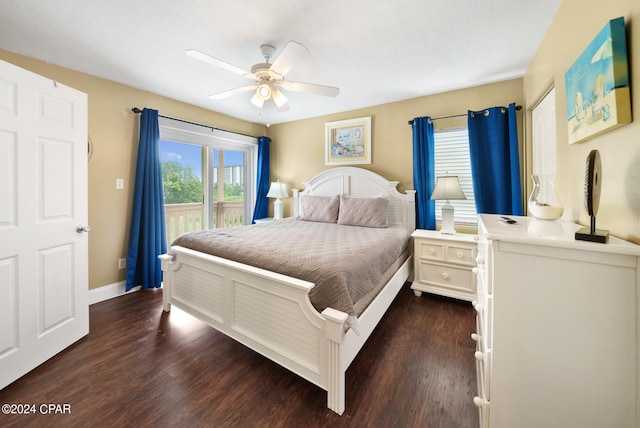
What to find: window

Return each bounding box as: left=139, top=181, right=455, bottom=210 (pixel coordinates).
left=433, top=127, right=477, bottom=225
left=158, top=117, right=257, bottom=243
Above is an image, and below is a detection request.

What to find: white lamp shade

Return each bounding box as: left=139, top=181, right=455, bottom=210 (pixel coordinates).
left=430, top=175, right=466, bottom=200
left=271, top=89, right=288, bottom=108
left=250, top=93, right=264, bottom=108
left=266, top=181, right=289, bottom=199
left=256, top=83, right=272, bottom=101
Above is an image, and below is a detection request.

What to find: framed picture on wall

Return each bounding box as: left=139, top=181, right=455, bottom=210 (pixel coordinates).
left=564, top=17, right=631, bottom=144
left=325, top=116, right=371, bottom=165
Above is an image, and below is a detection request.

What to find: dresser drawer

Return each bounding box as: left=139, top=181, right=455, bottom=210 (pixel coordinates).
left=474, top=395, right=490, bottom=428
left=473, top=332, right=492, bottom=401
left=417, top=262, right=475, bottom=294
left=473, top=316, right=491, bottom=428
left=473, top=262, right=491, bottom=346
left=474, top=294, right=493, bottom=350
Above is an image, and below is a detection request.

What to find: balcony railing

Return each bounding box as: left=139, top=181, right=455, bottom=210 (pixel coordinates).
left=164, top=202, right=244, bottom=244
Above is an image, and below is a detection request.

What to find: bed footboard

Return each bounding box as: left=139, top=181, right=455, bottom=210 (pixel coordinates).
left=159, top=246, right=350, bottom=414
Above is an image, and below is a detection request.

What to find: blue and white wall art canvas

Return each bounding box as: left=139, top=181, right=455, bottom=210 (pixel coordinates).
left=564, top=17, right=631, bottom=144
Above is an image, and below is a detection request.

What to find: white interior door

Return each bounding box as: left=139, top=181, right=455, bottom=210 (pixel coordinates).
left=532, top=87, right=557, bottom=176
left=0, top=59, right=89, bottom=389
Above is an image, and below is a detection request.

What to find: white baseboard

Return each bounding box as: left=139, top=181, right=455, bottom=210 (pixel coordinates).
left=88, top=281, right=141, bottom=305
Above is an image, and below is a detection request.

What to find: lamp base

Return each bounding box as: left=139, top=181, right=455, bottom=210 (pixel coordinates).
left=273, top=198, right=283, bottom=220
left=440, top=202, right=456, bottom=234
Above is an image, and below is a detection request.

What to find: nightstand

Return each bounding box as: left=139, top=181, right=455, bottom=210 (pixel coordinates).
left=253, top=217, right=274, bottom=224
left=411, top=229, right=478, bottom=301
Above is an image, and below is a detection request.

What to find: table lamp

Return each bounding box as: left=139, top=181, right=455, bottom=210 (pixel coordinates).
left=430, top=174, right=466, bottom=234
left=266, top=180, right=289, bottom=220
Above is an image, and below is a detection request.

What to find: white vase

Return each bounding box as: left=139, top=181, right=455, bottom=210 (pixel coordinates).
left=528, top=174, right=564, bottom=220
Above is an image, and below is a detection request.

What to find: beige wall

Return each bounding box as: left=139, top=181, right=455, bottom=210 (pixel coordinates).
left=523, top=0, right=640, bottom=243
left=0, top=49, right=266, bottom=290
left=267, top=78, right=524, bottom=226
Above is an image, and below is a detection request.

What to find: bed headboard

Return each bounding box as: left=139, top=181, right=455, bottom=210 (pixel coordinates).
left=293, top=167, right=416, bottom=234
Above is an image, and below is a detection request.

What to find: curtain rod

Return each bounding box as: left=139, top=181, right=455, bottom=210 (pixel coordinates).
left=407, top=105, right=522, bottom=125
left=131, top=107, right=259, bottom=138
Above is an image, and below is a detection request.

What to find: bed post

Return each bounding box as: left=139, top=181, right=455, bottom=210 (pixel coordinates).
left=322, top=307, right=349, bottom=415
left=405, top=189, right=416, bottom=233
left=158, top=254, right=173, bottom=312
left=292, top=188, right=300, bottom=218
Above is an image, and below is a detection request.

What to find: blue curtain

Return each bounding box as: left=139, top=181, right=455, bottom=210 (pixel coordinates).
left=251, top=136, right=271, bottom=223
left=411, top=117, right=436, bottom=230
left=467, top=103, right=523, bottom=215
left=126, top=108, right=167, bottom=291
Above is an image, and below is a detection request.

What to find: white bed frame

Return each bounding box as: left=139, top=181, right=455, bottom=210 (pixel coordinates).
left=159, top=167, right=415, bottom=415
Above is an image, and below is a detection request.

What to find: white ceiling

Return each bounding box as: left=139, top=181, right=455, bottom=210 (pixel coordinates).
left=0, top=0, right=562, bottom=126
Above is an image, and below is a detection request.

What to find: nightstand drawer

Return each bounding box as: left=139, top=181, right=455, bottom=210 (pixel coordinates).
left=445, top=244, right=476, bottom=266
left=417, top=241, right=445, bottom=261
left=417, top=262, right=475, bottom=294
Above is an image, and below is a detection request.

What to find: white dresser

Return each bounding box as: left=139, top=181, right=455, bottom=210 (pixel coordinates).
left=474, top=214, right=640, bottom=428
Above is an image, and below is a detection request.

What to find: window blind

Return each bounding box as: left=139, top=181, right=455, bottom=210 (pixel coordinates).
left=434, top=127, right=477, bottom=224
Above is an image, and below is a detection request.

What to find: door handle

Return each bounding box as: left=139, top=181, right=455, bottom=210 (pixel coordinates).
left=76, top=225, right=91, bottom=233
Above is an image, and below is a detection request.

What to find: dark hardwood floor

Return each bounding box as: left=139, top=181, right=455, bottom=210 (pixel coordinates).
left=0, top=283, right=478, bottom=428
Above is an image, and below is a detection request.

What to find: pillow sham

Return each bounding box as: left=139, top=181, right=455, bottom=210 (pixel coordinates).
left=299, top=194, right=340, bottom=223
left=337, top=196, right=389, bottom=228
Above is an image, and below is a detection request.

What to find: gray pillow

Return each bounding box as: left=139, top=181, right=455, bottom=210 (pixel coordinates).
left=299, top=195, right=339, bottom=223
left=337, top=196, right=389, bottom=228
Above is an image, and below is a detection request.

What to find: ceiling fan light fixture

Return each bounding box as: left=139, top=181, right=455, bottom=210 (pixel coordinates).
left=256, top=83, right=272, bottom=100
left=250, top=93, right=265, bottom=108
left=271, top=89, right=288, bottom=108
left=188, top=41, right=340, bottom=115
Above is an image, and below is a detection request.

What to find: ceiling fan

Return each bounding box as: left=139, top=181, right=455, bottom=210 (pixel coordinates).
left=186, top=41, right=340, bottom=112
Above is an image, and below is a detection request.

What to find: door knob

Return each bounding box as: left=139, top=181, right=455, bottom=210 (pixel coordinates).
left=76, top=225, right=91, bottom=233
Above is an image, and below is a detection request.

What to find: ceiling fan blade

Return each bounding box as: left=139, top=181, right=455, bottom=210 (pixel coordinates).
left=209, top=85, right=257, bottom=100
left=280, top=81, right=340, bottom=97
left=186, top=49, right=253, bottom=78
left=276, top=101, right=290, bottom=112
left=270, top=41, right=308, bottom=77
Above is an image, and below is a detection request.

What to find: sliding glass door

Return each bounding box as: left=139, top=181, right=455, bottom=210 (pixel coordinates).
left=160, top=140, right=204, bottom=243
left=158, top=117, right=257, bottom=245
left=210, top=148, right=245, bottom=228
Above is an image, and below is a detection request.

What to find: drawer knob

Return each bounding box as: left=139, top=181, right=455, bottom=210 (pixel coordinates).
left=456, top=251, right=464, bottom=258
left=472, top=267, right=478, bottom=275
left=471, top=333, right=479, bottom=341
left=473, top=396, right=486, bottom=408
left=474, top=351, right=484, bottom=361
left=476, top=255, right=484, bottom=264
left=441, top=272, right=449, bottom=280
left=474, top=303, right=484, bottom=312
left=428, top=249, right=436, bottom=255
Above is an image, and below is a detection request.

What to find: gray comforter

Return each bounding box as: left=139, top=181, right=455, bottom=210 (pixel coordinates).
left=171, top=218, right=409, bottom=323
